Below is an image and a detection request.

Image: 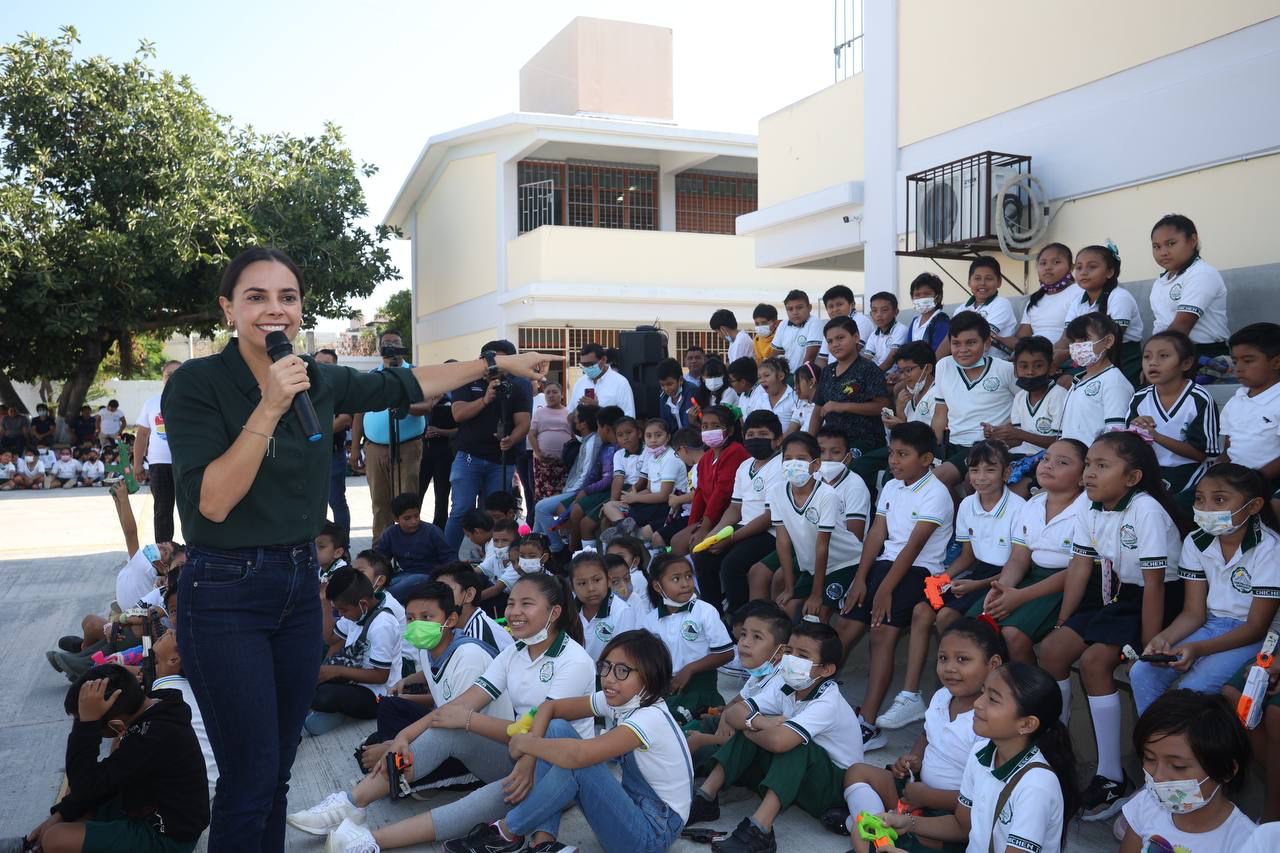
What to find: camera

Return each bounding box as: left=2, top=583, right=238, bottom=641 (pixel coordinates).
left=380, top=345, right=411, bottom=358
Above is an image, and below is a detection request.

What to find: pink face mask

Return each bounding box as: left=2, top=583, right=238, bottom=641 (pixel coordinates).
left=701, top=429, right=726, bottom=449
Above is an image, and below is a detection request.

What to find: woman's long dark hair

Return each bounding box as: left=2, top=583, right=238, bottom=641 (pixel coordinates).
left=1026, top=243, right=1073, bottom=310
left=512, top=573, right=583, bottom=646
left=1091, top=431, right=1193, bottom=536
left=220, top=247, right=305, bottom=299
left=998, top=662, right=1080, bottom=844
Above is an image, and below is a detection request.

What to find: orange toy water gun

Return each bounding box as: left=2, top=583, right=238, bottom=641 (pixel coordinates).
left=924, top=574, right=952, bottom=610
left=1237, top=631, right=1279, bottom=730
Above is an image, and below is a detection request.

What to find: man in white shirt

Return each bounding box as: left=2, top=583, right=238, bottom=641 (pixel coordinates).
left=567, top=343, right=635, bottom=416
left=710, top=309, right=755, bottom=364
left=96, top=399, right=126, bottom=447
left=136, top=360, right=181, bottom=542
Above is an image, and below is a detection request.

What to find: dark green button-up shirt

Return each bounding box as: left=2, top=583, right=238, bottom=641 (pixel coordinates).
left=163, top=338, right=423, bottom=549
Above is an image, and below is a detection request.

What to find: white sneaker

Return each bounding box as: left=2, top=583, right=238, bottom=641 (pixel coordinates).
left=286, top=791, right=365, bottom=836
left=876, top=691, right=927, bottom=730
left=326, top=818, right=379, bottom=853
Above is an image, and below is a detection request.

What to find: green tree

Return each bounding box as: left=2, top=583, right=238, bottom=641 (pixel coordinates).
left=379, top=288, right=413, bottom=353
left=98, top=331, right=170, bottom=380
left=0, top=27, right=398, bottom=414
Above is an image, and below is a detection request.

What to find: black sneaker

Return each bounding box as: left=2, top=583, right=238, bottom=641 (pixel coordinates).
left=1080, top=773, right=1133, bottom=822
left=860, top=720, right=887, bottom=751
left=711, top=818, right=777, bottom=853
left=820, top=805, right=851, bottom=836
left=686, top=790, right=720, bottom=825
left=58, top=635, right=83, bottom=653
left=441, top=822, right=525, bottom=853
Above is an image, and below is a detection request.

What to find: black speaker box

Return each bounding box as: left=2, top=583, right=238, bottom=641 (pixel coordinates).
left=615, top=328, right=669, bottom=420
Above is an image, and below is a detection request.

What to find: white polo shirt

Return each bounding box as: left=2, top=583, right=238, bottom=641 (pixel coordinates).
left=1220, top=382, right=1280, bottom=469
left=825, top=468, right=872, bottom=531
left=579, top=592, right=635, bottom=660
left=904, top=385, right=935, bottom=428
left=640, top=446, right=685, bottom=493
left=568, top=367, right=636, bottom=417
left=50, top=457, right=81, bottom=480
left=738, top=670, right=783, bottom=704
left=463, top=608, right=515, bottom=653
left=933, top=356, right=1016, bottom=446
left=747, top=384, right=797, bottom=429
left=953, top=295, right=1019, bottom=359
left=1062, top=288, right=1145, bottom=343
left=875, top=471, right=955, bottom=575
left=1179, top=521, right=1280, bottom=621
left=612, top=449, right=644, bottom=488
left=1021, top=284, right=1084, bottom=342
left=0, top=460, right=12, bottom=482
left=909, top=311, right=945, bottom=347
left=1128, top=381, right=1221, bottom=468
left=790, top=399, right=816, bottom=434
left=99, top=407, right=126, bottom=437
left=1073, top=491, right=1181, bottom=591
left=1121, top=787, right=1255, bottom=853
left=80, top=459, right=104, bottom=481
left=14, top=459, right=42, bottom=479
left=746, top=677, right=864, bottom=770
left=767, top=479, right=864, bottom=574
left=590, top=691, right=696, bottom=822
left=333, top=607, right=403, bottom=697
left=413, top=638, right=513, bottom=719
left=622, top=569, right=654, bottom=622
left=732, top=454, right=783, bottom=528
left=1012, top=492, right=1092, bottom=570
left=727, top=331, right=754, bottom=364
left=771, top=318, right=825, bottom=371
left=1150, top=259, right=1230, bottom=344
left=475, top=631, right=597, bottom=738
left=1009, top=385, right=1067, bottom=456
left=639, top=598, right=733, bottom=673
left=863, top=323, right=909, bottom=368
left=115, top=547, right=159, bottom=609
left=1059, top=365, right=1134, bottom=444
left=136, top=393, right=172, bottom=465
left=920, top=687, right=979, bottom=791
left=958, top=741, right=1063, bottom=853
left=956, top=488, right=1026, bottom=566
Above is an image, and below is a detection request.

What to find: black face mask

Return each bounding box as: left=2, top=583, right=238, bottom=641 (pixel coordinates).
left=1015, top=375, right=1053, bottom=392
left=744, top=438, right=774, bottom=460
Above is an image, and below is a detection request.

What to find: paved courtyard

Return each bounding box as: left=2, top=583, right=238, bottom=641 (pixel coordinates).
left=0, top=481, right=1115, bottom=850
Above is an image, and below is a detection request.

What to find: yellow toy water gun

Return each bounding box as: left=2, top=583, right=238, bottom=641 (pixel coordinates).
left=506, top=707, right=537, bottom=737
left=691, top=526, right=734, bottom=554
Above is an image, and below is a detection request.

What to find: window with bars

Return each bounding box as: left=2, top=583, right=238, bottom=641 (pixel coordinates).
left=834, top=0, right=864, bottom=81
left=517, top=325, right=629, bottom=381
left=674, top=172, right=758, bottom=234
left=518, top=161, right=658, bottom=234
left=675, top=329, right=729, bottom=363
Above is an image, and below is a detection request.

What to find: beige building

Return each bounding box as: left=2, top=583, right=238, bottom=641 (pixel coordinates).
left=383, top=17, right=836, bottom=376
left=739, top=1, right=1280, bottom=317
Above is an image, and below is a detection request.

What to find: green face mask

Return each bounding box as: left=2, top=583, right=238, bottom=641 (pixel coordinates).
left=404, top=620, right=444, bottom=650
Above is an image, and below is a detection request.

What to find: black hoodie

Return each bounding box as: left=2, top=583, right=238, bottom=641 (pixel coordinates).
left=54, top=689, right=210, bottom=842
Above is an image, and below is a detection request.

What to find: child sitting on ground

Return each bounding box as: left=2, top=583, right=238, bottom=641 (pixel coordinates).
left=377, top=492, right=453, bottom=599
left=14, top=665, right=209, bottom=852
left=351, top=548, right=405, bottom=628
left=151, top=630, right=220, bottom=800
left=315, top=520, right=350, bottom=580
left=836, top=618, right=1006, bottom=849
left=433, top=564, right=513, bottom=652
left=11, top=448, right=44, bottom=489
left=458, top=508, right=494, bottom=564
left=477, top=519, right=520, bottom=602
left=79, top=446, right=105, bottom=487
left=687, top=621, right=863, bottom=853
left=570, top=551, right=634, bottom=660
left=0, top=450, right=13, bottom=491
left=306, top=567, right=403, bottom=735
left=885, top=441, right=1024, bottom=731
left=642, top=552, right=734, bottom=723
left=605, top=552, right=651, bottom=623
left=48, top=447, right=83, bottom=489
left=1119, top=690, right=1256, bottom=851
left=840, top=421, right=954, bottom=750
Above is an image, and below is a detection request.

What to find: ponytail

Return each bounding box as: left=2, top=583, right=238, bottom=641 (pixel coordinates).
left=1091, top=431, right=1194, bottom=537
left=998, top=662, right=1080, bottom=843
left=513, top=572, right=583, bottom=646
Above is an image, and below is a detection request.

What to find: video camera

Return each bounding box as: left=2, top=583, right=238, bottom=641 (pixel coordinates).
left=379, top=345, right=411, bottom=359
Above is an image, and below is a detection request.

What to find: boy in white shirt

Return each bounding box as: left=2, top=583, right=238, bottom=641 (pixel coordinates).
left=931, top=311, right=1016, bottom=491
left=79, top=447, right=105, bottom=486
left=864, top=291, right=909, bottom=372
left=0, top=450, right=14, bottom=490
left=11, top=449, right=45, bottom=489
left=951, top=257, right=1019, bottom=359
left=306, top=568, right=403, bottom=735
left=48, top=448, right=83, bottom=488
left=817, top=285, right=875, bottom=364
left=771, top=289, right=824, bottom=371
left=840, top=421, right=954, bottom=750
left=711, top=308, right=755, bottom=364
left=1219, top=323, right=1280, bottom=489
left=985, top=336, right=1067, bottom=496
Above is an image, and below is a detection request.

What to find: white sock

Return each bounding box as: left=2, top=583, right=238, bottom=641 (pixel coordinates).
left=844, top=782, right=885, bottom=829
left=1088, top=692, right=1124, bottom=783
left=1057, top=678, right=1072, bottom=725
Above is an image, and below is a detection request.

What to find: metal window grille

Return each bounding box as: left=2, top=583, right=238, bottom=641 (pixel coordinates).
left=834, top=0, right=864, bottom=81
left=517, top=326, right=628, bottom=377
left=674, top=172, right=758, bottom=234
left=518, top=160, right=657, bottom=233
left=675, top=329, right=728, bottom=363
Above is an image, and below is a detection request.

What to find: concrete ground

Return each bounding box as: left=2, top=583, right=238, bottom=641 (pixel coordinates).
left=0, top=480, right=1115, bottom=850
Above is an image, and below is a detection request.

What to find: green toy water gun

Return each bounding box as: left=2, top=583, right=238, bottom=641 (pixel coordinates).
left=105, top=439, right=139, bottom=494
left=856, top=812, right=899, bottom=850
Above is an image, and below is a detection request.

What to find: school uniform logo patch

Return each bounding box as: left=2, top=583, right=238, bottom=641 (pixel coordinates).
left=443, top=682, right=453, bottom=700
left=1169, top=283, right=1183, bottom=301
left=1035, top=416, right=1054, bottom=433
left=982, top=377, right=1001, bottom=391
left=998, top=802, right=1014, bottom=825
left=804, top=507, right=820, bottom=524
left=752, top=477, right=765, bottom=492
left=595, top=621, right=615, bottom=642
left=825, top=582, right=845, bottom=601
left=1120, top=524, right=1138, bottom=550
left=539, top=661, right=554, bottom=683
left=1231, top=565, right=1253, bottom=594
left=681, top=619, right=701, bottom=642
left=1084, top=381, right=1101, bottom=397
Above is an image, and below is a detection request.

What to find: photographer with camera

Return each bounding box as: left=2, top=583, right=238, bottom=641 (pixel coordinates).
left=442, top=339, right=533, bottom=550
left=350, top=330, right=432, bottom=541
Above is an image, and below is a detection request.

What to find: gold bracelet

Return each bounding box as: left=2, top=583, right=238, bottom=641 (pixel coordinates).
left=241, top=425, right=276, bottom=458
left=465, top=710, right=473, bottom=732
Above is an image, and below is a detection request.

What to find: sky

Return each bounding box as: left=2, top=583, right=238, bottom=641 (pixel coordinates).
left=2, top=1, right=834, bottom=331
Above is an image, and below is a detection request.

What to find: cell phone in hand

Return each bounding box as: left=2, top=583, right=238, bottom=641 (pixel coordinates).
left=1139, top=653, right=1179, bottom=663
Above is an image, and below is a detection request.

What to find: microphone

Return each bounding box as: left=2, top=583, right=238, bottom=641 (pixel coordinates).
left=264, top=331, right=323, bottom=442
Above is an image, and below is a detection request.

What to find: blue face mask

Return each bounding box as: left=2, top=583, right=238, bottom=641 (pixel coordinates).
left=583, top=363, right=602, bottom=380
left=745, top=659, right=776, bottom=679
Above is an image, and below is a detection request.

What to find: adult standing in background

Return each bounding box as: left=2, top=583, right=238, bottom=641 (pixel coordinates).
left=1, top=405, right=27, bottom=455
left=528, top=381, right=571, bottom=500
left=567, top=342, right=635, bottom=416
left=419, top=359, right=458, bottom=530
left=28, top=403, right=55, bottom=449
left=683, top=344, right=706, bottom=383
left=134, top=360, right=182, bottom=543
left=96, top=398, right=127, bottom=447
left=164, top=247, right=547, bottom=851
left=314, top=348, right=353, bottom=535
left=443, top=340, right=533, bottom=549
left=350, top=329, right=430, bottom=541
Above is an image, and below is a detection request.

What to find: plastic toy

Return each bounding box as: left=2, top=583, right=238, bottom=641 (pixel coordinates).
left=691, top=526, right=734, bottom=554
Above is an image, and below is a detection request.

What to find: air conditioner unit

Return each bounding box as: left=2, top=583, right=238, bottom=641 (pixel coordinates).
left=916, top=165, right=1027, bottom=249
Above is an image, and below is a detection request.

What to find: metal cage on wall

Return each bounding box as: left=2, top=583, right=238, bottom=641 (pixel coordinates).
left=900, top=151, right=1033, bottom=259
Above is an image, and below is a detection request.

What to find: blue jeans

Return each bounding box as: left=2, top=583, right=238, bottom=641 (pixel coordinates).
left=329, top=448, right=350, bottom=535
left=177, top=543, right=321, bottom=853
left=505, top=720, right=684, bottom=852
left=444, top=453, right=509, bottom=549
left=386, top=570, right=432, bottom=602
left=534, top=491, right=576, bottom=552
left=1130, top=615, right=1262, bottom=714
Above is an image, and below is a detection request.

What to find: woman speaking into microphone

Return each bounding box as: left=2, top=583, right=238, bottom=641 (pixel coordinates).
left=163, top=248, right=546, bottom=851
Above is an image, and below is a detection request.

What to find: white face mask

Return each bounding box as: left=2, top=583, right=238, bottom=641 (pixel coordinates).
left=611, top=691, right=644, bottom=714
left=1144, top=770, right=1219, bottom=814
left=518, top=557, right=544, bottom=574
left=778, top=653, right=817, bottom=691
left=704, top=376, right=724, bottom=392
left=912, top=297, right=936, bottom=315
left=1193, top=505, right=1250, bottom=537
left=910, top=372, right=929, bottom=395
left=1069, top=340, right=1101, bottom=368
left=522, top=613, right=556, bottom=646
left=755, top=324, right=772, bottom=337
left=820, top=459, right=848, bottom=481
left=660, top=590, right=696, bottom=609
left=782, top=458, right=814, bottom=487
